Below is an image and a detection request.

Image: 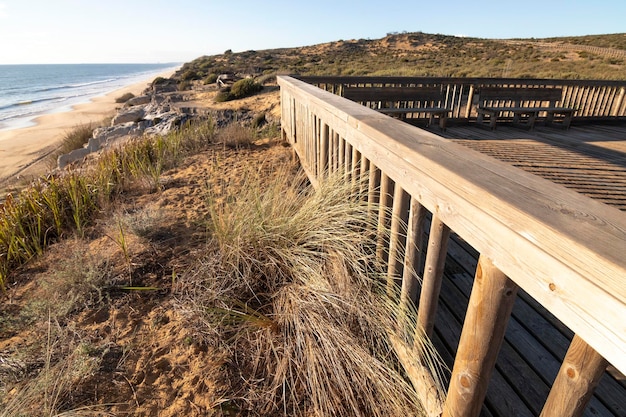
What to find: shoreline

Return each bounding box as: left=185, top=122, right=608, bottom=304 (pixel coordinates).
left=0, top=68, right=178, bottom=190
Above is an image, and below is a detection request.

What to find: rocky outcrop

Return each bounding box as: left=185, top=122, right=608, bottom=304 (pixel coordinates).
left=57, top=80, right=192, bottom=169
left=125, top=95, right=151, bottom=107
left=111, top=107, right=145, bottom=125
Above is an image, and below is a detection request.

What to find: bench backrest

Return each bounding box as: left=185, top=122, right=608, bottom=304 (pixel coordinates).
left=344, top=86, right=444, bottom=104
left=478, top=87, right=564, bottom=106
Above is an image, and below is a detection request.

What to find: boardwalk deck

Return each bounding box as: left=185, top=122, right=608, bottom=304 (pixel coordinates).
left=421, top=122, right=626, bottom=211
left=279, top=76, right=626, bottom=417
left=419, top=122, right=626, bottom=416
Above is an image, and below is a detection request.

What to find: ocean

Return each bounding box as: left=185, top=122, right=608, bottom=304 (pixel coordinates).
left=0, top=63, right=179, bottom=131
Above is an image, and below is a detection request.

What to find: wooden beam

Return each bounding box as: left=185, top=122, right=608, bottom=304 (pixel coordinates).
left=540, top=335, right=609, bottom=417
left=443, top=256, right=519, bottom=417
left=376, top=173, right=393, bottom=264
left=417, top=214, right=451, bottom=337
left=401, top=199, right=427, bottom=309
left=387, top=185, right=410, bottom=295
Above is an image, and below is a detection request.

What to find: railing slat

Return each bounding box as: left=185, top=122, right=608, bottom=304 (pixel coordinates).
left=387, top=185, right=410, bottom=294
left=540, top=335, right=609, bottom=417
left=401, top=199, right=427, bottom=310
left=443, top=256, right=519, bottom=417
left=417, top=214, right=451, bottom=337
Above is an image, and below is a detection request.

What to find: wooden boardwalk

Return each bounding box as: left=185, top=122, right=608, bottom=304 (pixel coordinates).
left=424, top=122, right=626, bottom=211
left=419, top=122, right=626, bottom=416
left=279, top=76, right=626, bottom=417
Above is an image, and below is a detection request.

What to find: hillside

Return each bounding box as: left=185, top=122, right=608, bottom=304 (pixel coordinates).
left=175, top=32, right=626, bottom=81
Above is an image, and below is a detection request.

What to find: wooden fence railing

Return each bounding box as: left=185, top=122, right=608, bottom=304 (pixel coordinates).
left=296, top=76, right=626, bottom=122
left=278, top=75, right=626, bottom=417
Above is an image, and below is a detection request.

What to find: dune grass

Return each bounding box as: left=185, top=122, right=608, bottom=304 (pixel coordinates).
left=1, top=116, right=446, bottom=416
left=177, top=164, right=446, bottom=416
left=0, top=118, right=216, bottom=289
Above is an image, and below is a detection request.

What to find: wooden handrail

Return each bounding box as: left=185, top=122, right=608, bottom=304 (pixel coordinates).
left=278, top=75, right=626, bottom=415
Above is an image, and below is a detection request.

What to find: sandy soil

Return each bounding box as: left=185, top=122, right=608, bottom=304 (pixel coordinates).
left=0, top=70, right=176, bottom=186
left=0, top=140, right=295, bottom=416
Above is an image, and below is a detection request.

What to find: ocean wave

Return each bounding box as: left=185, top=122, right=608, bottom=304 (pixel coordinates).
left=34, top=78, right=118, bottom=93
left=0, top=96, right=65, bottom=111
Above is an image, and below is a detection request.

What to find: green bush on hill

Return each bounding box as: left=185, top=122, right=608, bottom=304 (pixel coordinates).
left=230, top=78, right=262, bottom=99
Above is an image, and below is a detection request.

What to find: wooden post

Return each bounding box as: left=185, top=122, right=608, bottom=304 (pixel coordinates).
left=360, top=157, right=370, bottom=198
left=443, top=256, right=519, bottom=417
left=612, top=87, right=626, bottom=117
left=401, top=199, right=427, bottom=309
left=344, top=140, right=352, bottom=182
left=351, top=147, right=361, bottom=193
left=417, top=214, right=451, bottom=337
left=367, top=162, right=381, bottom=210
left=376, top=173, right=393, bottom=264
left=319, top=123, right=329, bottom=179
left=387, top=186, right=410, bottom=296
left=539, top=335, right=608, bottom=417
left=465, top=85, right=475, bottom=119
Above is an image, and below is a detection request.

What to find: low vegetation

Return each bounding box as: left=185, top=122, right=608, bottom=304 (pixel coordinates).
left=0, top=119, right=215, bottom=288
left=0, top=113, right=445, bottom=415
left=2, top=30, right=623, bottom=416
left=174, top=31, right=625, bottom=83
left=115, top=92, right=135, bottom=103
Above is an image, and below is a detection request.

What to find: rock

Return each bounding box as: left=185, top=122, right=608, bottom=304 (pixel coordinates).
left=58, top=147, right=90, bottom=169
left=125, top=95, right=151, bottom=107
left=112, top=107, right=145, bottom=125
left=144, top=113, right=190, bottom=136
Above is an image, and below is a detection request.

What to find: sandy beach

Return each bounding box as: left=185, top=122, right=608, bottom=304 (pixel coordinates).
left=0, top=69, right=177, bottom=189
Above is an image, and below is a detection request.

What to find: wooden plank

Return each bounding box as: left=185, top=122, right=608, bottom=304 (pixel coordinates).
left=541, top=335, right=609, bottom=417
left=443, top=256, right=519, bottom=417
left=387, top=185, right=410, bottom=294
left=435, top=291, right=534, bottom=417
left=417, top=214, right=451, bottom=336
left=478, top=87, right=564, bottom=103
left=344, top=86, right=443, bottom=102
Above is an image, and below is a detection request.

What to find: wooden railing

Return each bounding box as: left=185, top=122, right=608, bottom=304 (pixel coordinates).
left=278, top=75, right=626, bottom=417
left=296, top=76, right=626, bottom=122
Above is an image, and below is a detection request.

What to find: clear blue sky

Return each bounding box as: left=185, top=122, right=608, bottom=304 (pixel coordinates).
left=0, top=0, right=624, bottom=64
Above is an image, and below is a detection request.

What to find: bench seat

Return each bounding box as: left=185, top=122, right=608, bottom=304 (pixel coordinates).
left=477, top=106, right=575, bottom=130
left=476, top=87, right=575, bottom=130
left=344, top=86, right=450, bottom=130
left=378, top=107, right=451, bottom=129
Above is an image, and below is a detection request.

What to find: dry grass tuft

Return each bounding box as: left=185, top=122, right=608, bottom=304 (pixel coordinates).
left=177, top=164, right=446, bottom=416
left=216, top=123, right=256, bottom=149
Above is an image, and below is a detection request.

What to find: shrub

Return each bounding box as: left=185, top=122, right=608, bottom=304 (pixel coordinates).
left=181, top=70, right=200, bottom=81
left=152, top=76, right=167, bottom=86
left=214, top=88, right=232, bottom=102
left=115, top=92, right=135, bottom=103
left=216, top=123, right=255, bottom=149
left=230, top=78, right=262, bottom=99
left=204, top=73, right=218, bottom=84
left=178, top=80, right=191, bottom=91
left=252, top=112, right=266, bottom=128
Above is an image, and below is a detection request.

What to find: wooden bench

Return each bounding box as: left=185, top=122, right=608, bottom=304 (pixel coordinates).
left=344, top=86, right=450, bottom=130
left=476, top=87, right=575, bottom=130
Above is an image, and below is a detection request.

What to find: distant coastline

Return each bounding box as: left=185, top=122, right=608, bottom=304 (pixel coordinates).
left=0, top=66, right=179, bottom=190
left=0, top=63, right=180, bottom=132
